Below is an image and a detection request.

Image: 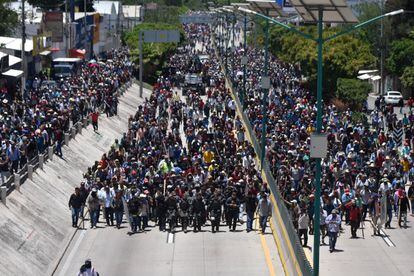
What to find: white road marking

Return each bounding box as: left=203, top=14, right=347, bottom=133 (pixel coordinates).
left=58, top=230, right=87, bottom=276
left=380, top=229, right=396, bottom=247
left=167, top=232, right=175, bottom=244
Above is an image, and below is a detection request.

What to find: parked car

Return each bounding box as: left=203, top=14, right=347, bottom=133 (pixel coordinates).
left=384, top=91, right=403, bottom=105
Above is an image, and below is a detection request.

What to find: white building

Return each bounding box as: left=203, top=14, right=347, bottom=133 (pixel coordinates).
left=122, top=5, right=143, bottom=30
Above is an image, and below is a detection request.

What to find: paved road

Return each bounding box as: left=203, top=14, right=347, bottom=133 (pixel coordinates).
left=304, top=208, right=414, bottom=276
left=53, top=77, right=285, bottom=276
left=53, top=219, right=284, bottom=276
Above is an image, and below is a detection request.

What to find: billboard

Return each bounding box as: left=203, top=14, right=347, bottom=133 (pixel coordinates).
left=276, top=0, right=296, bottom=14
left=143, top=30, right=180, bottom=43
left=44, top=12, right=63, bottom=42
left=32, top=32, right=52, bottom=56
left=179, top=14, right=213, bottom=24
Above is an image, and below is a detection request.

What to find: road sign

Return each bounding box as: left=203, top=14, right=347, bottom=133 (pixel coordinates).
left=143, top=30, right=180, bottom=43
left=179, top=14, right=214, bottom=24
left=310, top=133, right=327, bottom=158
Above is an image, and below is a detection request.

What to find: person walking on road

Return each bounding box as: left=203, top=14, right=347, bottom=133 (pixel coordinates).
left=78, top=259, right=99, bottom=276
left=325, top=209, right=341, bottom=253
left=226, top=192, right=240, bottom=232
left=245, top=191, right=258, bottom=232
left=349, top=200, right=361, bottom=238
left=103, top=186, right=114, bottom=226
left=408, top=183, right=414, bottom=216
left=91, top=110, right=99, bottom=132
left=258, top=193, right=272, bottom=234
left=370, top=194, right=382, bottom=236
left=113, top=190, right=124, bottom=229
left=87, top=189, right=100, bottom=229
left=298, top=208, right=309, bottom=247
left=398, top=192, right=410, bottom=228
left=69, top=187, right=83, bottom=228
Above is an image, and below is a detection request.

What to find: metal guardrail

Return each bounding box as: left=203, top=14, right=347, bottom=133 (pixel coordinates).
left=0, top=80, right=133, bottom=203
left=212, top=34, right=313, bottom=276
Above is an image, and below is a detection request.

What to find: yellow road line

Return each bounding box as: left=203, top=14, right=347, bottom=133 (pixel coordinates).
left=221, top=74, right=304, bottom=276
left=255, top=214, right=276, bottom=276
left=260, top=232, right=277, bottom=276
left=268, top=218, right=290, bottom=276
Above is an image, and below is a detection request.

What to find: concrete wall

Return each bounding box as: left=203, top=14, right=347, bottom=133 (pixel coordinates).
left=0, top=83, right=149, bottom=276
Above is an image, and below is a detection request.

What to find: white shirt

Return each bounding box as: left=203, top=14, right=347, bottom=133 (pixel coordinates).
left=325, top=214, right=341, bottom=233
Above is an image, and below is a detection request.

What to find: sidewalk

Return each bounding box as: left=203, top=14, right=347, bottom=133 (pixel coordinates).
left=303, top=214, right=414, bottom=276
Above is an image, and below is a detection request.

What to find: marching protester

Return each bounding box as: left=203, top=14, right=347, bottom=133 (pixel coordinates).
left=326, top=209, right=341, bottom=253
left=68, top=23, right=272, bottom=237
left=221, top=18, right=413, bottom=252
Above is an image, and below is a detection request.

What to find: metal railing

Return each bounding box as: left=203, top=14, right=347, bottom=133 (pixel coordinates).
left=0, top=80, right=133, bottom=203
left=212, top=33, right=312, bottom=276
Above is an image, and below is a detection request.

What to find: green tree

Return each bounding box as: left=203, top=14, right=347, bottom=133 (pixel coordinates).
left=336, top=78, right=372, bottom=110
left=123, top=22, right=183, bottom=82
left=386, top=0, right=414, bottom=40
left=401, top=66, right=414, bottom=89
left=268, top=25, right=376, bottom=97
left=386, top=37, right=414, bottom=76
left=354, top=2, right=392, bottom=67
left=0, top=1, right=18, bottom=36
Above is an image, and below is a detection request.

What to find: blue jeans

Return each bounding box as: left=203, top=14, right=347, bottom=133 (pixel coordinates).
left=328, top=231, right=338, bottom=251
left=71, top=207, right=80, bottom=226
left=259, top=216, right=268, bottom=233
left=56, top=141, right=63, bottom=157
left=140, top=216, right=148, bottom=230
left=115, top=211, right=123, bottom=226
left=130, top=215, right=139, bottom=232
left=90, top=209, right=99, bottom=227
left=246, top=211, right=254, bottom=231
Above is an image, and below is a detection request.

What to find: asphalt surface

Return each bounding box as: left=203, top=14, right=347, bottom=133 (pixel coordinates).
left=304, top=211, right=414, bottom=276
left=53, top=219, right=284, bottom=276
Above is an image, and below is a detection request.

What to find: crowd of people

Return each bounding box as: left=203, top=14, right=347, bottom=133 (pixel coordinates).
left=218, top=20, right=414, bottom=251
left=68, top=23, right=274, bottom=235
left=0, top=49, right=131, bottom=185
left=68, top=17, right=414, bottom=257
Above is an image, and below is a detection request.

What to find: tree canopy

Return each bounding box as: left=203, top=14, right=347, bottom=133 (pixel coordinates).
left=336, top=78, right=372, bottom=110
left=387, top=37, right=414, bottom=77
left=0, top=0, right=18, bottom=36
left=123, top=22, right=183, bottom=82
left=268, top=25, right=376, bottom=97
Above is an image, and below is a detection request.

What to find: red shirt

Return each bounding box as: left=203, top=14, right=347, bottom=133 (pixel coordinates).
left=91, top=112, right=99, bottom=122
left=349, top=206, right=361, bottom=222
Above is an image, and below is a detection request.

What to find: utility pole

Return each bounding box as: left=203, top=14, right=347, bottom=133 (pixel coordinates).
left=380, top=0, right=384, bottom=95
left=84, top=0, right=87, bottom=55
left=139, top=30, right=143, bottom=97
left=65, top=0, right=70, bottom=55
left=21, top=0, right=26, bottom=98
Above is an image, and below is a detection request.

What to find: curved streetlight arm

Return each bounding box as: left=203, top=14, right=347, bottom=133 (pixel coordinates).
left=238, top=7, right=315, bottom=41
left=324, top=9, right=404, bottom=42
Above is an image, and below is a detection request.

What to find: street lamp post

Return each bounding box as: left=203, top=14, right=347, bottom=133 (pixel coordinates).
left=242, top=13, right=247, bottom=108
left=231, top=12, right=235, bottom=80
left=238, top=6, right=404, bottom=276
left=260, top=12, right=270, bottom=169
left=225, top=13, right=228, bottom=75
